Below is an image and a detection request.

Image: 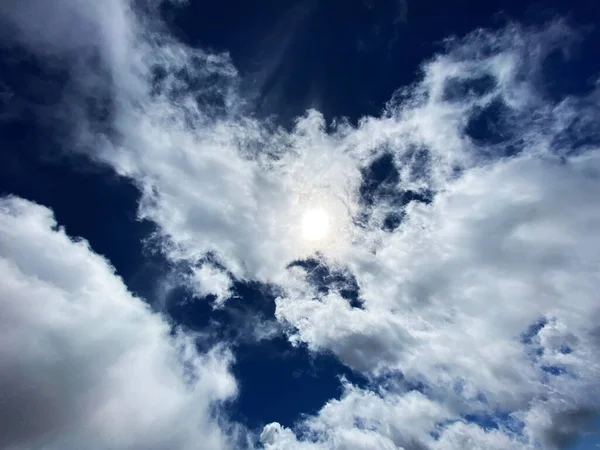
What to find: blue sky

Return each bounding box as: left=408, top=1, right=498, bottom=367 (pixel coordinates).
left=1, top=1, right=600, bottom=449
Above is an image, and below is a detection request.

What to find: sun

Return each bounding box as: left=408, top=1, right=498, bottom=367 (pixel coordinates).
left=301, top=208, right=330, bottom=241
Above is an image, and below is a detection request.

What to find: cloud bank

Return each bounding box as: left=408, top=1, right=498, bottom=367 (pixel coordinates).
left=1, top=0, right=600, bottom=449
left=0, top=197, right=238, bottom=450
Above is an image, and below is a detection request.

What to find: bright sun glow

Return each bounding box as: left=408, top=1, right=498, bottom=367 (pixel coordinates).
left=302, top=208, right=330, bottom=241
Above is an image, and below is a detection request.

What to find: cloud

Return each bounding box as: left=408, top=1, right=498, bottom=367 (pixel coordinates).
left=1, top=1, right=600, bottom=449
left=188, top=264, right=233, bottom=306
left=260, top=383, right=517, bottom=450
left=0, top=196, right=238, bottom=450
left=274, top=152, right=600, bottom=448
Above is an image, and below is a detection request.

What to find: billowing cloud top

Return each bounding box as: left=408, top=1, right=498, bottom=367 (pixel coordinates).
left=1, top=0, right=600, bottom=449
left=0, top=196, right=237, bottom=450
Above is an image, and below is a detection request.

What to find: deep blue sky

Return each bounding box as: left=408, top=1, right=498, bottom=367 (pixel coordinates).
left=1, top=0, right=599, bottom=447
left=160, top=0, right=600, bottom=123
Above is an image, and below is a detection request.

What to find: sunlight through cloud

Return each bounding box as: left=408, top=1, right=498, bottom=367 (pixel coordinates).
left=301, top=207, right=330, bottom=241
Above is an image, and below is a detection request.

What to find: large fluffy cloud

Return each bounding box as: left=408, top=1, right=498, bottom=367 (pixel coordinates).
left=1, top=0, right=600, bottom=449
left=0, top=196, right=237, bottom=450
left=268, top=24, right=600, bottom=449
left=273, top=152, right=600, bottom=449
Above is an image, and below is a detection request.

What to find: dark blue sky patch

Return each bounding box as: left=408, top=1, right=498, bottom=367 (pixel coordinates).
left=0, top=118, right=163, bottom=300
left=392, top=189, right=434, bottom=208
left=550, top=101, right=600, bottom=157
left=559, top=345, right=573, bottom=355
left=193, top=252, right=233, bottom=272
left=464, top=98, right=515, bottom=150
left=166, top=286, right=214, bottom=331
left=383, top=211, right=404, bottom=232
left=358, top=151, right=433, bottom=231
left=398, top=145, right=432, bottom=184
left=83, top=88, right=116, bottom=136
left=521, top=317, right=548, bottom=345
left=1, top=38, right=120, bottom=143
left=166, top=278, right=368, bottom=430
left=0, top=46, right=166, bottom=298
left=430, top=419, right=455, bottom=440
left=541, top=365, right=568, bottom=377
left=521, top=318, right=549, bottom=363
left=167, top=279, right=282, bottom=344
left=463, top=411, right=525, bottom=435
left=228, top=338, right=365, bottom=430
left=360, top=152, right=399, bottom=206
left=369, top=369, right=428, bottom=396
left=540, top=32, right=600, bottom=101
left=160, top=62, right=234, bottom=119
left=0, top=47, right=68, bottom=107
left=442, top=73, right=497, bottom=103
left=431, top=404, right=526, bottom=440
left=156, top=0, right=600, bottom=126
left=288, top=257, right=362, bottom=309
left=361, top=152, right=434, bottom=208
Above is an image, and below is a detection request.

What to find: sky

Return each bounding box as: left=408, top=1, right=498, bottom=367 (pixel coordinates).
left=1, top=0, right=600, bottom=449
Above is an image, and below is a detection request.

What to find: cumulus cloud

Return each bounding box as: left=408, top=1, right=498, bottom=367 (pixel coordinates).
left=0, top=196, right=238, bottom=450
left=1, top=0, right=600, bottom=449
left=188, top=264, right=233, bottom=306
left=274, top=153, right=600, bottom=448
left=268, top=24, right=600, bottom=448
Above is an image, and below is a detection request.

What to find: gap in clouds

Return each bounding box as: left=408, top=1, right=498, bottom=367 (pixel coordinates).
left=287, top=257, right=363, bottom=309
left=158, top=0, right=600, bottom=127
left=0, top=46, right=164, bottom=301
left=357, top=150, right=434, bottom=232
left=166, top=272, right=370, bottom=429
left=229, top=336, right=368, bottom=430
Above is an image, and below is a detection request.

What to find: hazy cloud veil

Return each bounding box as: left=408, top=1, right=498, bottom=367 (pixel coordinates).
left=1, top=1, right=599, bottom=449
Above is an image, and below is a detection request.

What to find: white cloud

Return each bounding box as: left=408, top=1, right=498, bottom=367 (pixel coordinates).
left=260, top=382, right=520, bottom=450
left=1, top=0, right=600, bottom=448
left=274, top=152, right=600, bottom=448
left=188, top=264, right=233, bottom=306
left=0, top=196, right=238, bottom=450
